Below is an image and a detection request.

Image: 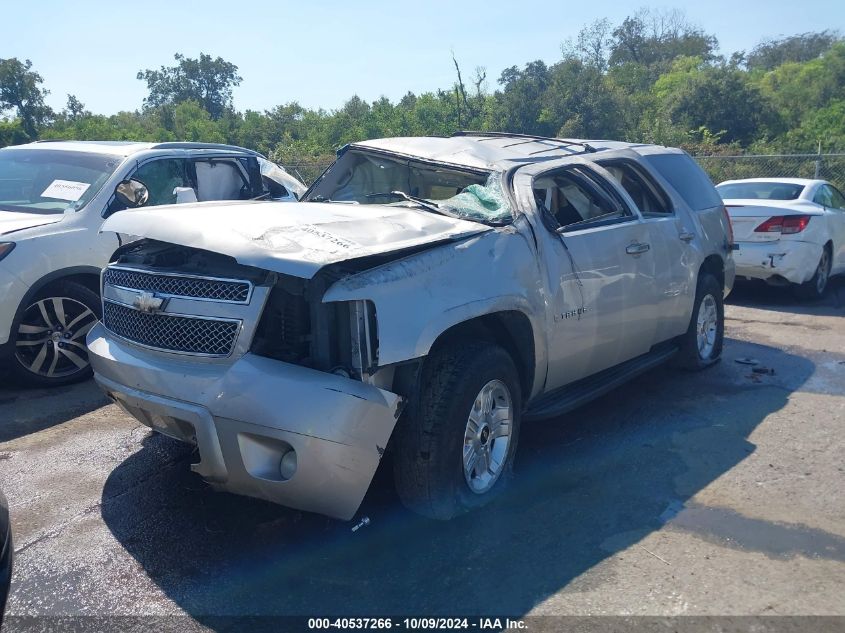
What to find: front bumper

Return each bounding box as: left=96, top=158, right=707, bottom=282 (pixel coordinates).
left=87, top=323, right=402, bottom=520
left=733, top=240, right=822, bottom=285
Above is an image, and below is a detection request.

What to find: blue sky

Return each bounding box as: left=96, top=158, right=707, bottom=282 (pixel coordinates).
left=4, top=0, right=844, bottom=115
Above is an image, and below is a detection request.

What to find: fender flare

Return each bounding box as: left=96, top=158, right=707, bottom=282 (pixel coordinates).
left=411, top=295, right=547, bottom=398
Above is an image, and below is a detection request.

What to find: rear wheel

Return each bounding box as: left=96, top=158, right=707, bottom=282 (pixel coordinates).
left=676, top=273, right=724, bottom=371
left=11, top=282, right=101, bottom=387
left=393, top=341, right=522, bottom=520
left=795, top=246, right=831, bottom=300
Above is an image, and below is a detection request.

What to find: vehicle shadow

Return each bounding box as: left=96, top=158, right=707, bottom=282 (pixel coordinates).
left=0, top=378, right=108, bottom=444
left=100, top=336, right=816, bottom=623
left=727, top=275, right=845, bottom=316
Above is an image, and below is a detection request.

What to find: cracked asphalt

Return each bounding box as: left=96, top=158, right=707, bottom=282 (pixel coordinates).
left=0, top=280, right=843, bottom=624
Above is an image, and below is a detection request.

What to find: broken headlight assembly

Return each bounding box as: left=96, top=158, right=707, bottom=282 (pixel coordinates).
left=251, top=274, right=378, bottom=382
left=343, top=299, right=379, bottom=380
left=322, top=299, right=379, bottom=381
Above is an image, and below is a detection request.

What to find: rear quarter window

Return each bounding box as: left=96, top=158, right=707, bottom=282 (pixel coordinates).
left=643, top=153, right=722, bottom=211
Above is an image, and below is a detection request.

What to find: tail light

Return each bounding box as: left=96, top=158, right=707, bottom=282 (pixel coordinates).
left=722, top=206, right=734, bottom=247
left=754, top=215, right=811, bottom=235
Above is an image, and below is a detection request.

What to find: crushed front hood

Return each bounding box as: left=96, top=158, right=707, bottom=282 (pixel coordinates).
left=0, top=210, right=64, bottom=236
left=101, top=200, right=490, bottom=278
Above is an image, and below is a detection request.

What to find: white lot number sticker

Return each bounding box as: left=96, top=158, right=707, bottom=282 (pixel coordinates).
left=40, top=179, right=91, bottom=201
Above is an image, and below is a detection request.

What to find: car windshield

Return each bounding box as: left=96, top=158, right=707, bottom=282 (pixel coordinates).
left=0, top=148, right=121, bottom=214
left=716, top=181, right=804, bottom=201
left=304, top=150, right=513, bottom=224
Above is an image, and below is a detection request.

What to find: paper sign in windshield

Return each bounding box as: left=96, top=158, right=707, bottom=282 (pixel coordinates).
left=41, top=180, right=91, bottom=202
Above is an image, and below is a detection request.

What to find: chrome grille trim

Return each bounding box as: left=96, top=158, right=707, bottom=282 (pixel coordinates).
left=104, top=266, right=253, bottom=304
left=102, top=300, right=241, bottom=357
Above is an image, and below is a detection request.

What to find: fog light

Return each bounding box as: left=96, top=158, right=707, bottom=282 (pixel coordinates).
left=279, top=449, right=297, bottom=480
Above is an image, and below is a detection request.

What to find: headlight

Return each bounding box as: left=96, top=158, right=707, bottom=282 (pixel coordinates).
left=349, top=300, right=378, bottom=378
left=0, top=242, right=15, bottom=262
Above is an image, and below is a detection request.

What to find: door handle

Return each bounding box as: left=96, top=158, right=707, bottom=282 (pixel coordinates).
left=626, top=242, right=650, bottom=255
left=679, top=231, right=695, bottom=242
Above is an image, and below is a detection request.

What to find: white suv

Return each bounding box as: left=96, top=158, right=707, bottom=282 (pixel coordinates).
left=0, top=140, right=304, bottom=386
left=88, top=133, right=735, bottom=520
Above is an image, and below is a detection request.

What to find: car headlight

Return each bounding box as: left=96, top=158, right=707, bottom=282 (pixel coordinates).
left=348, top=300, right=378, bottom=378
left=0, top=243, right=15, bottom=262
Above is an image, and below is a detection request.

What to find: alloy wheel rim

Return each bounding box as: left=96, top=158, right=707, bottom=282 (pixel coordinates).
left=696, top=294, right=718, bottom=360
left=15, top=297, right=98, bottom=378
left=816, top=251, right=830, bottom=294
left=463, top=379, right=513, bottom=494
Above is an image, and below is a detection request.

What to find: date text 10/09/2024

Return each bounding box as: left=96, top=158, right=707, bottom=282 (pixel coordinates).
left=308, top=618, right=527, bottom=630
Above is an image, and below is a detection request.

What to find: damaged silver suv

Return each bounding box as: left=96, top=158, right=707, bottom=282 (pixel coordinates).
left=88, top=132, right=735, bottom=520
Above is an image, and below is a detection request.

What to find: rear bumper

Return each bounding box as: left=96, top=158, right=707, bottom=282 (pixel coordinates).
left=733, top=240, right=822, bottom=285
left=87, top=323, right=402, bottom=520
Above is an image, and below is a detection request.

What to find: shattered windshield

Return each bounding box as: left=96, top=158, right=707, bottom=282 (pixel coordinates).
left=0, top=149, right=120, bottom=214
left=304, top=150, right=513, bottom=224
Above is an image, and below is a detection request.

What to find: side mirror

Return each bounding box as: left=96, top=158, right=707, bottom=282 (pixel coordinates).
left=114, top=179, right=149, bottom=209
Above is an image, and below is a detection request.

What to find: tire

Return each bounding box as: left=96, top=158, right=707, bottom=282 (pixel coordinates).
left=675, top=273, right=724, bottom=371
left=393, top=341, right=522, bottom=520
left=794, top=246, right=831, bottom=301
left=10, top=282, right=101, bottom=387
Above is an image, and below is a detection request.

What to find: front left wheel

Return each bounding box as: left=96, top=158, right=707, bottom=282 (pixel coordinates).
left=393, top=341, right=522, bottom=520
left=11, top=282, right=101, bottom=387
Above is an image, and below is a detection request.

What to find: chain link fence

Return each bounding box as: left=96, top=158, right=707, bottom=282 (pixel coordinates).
left=694, top=153, right=845, bottom=191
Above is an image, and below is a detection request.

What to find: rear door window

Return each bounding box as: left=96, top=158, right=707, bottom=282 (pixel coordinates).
left=597, top=159, right=673, bottom=216
left=643, top=153, right=722, bottom=211
left=132, top=159, right=190, bottom=206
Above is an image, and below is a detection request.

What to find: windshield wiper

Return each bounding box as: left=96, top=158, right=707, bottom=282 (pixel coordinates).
left=366, top=191, right=457, bottom=218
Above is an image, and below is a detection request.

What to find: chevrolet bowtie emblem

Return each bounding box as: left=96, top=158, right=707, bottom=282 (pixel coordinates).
left=133, top=291, right=167, bottom=314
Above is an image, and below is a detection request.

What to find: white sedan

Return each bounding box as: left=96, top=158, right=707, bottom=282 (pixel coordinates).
left=717, top=178, right=845, bottom=299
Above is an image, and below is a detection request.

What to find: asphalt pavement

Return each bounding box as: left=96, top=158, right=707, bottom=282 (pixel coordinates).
left=0, top=280, right=843, bottom=627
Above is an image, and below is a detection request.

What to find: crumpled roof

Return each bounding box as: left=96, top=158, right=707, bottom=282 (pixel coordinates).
left=352, top=135, right=656, bottom=171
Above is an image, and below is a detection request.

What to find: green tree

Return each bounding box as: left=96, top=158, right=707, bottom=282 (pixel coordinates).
left=756, top=42, right=845, bottom=130
left=747, top=30, right=842, bottom=71
left=540, top=58, right=623, bottom=138
left=0, top=58, right=53, bottom=139
left=654, top=58, right=779, bottom=145
left=64, top=94, right=87, bottom=121
left=609, top=8, right=718, bottom=71
left=492, top=61, right=552, bottom=135
left=170, top=101, right=227, bottom=142
left=783, top=99, right=845, bottom=150
left=137, top=53, right=242, bottom=120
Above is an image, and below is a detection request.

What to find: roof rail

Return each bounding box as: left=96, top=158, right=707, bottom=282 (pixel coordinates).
left=149, top=142, right=264, bottom=156
left=451, top=130, right=597, bottom=153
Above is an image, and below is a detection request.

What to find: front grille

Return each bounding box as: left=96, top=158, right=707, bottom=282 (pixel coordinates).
left=103, top=301, right=240, bottom=356
left=104, top=268, right=251, bottom=303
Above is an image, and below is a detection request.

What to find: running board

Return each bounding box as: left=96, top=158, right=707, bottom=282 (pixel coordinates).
left=524, top=345, right=678, bottom=421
